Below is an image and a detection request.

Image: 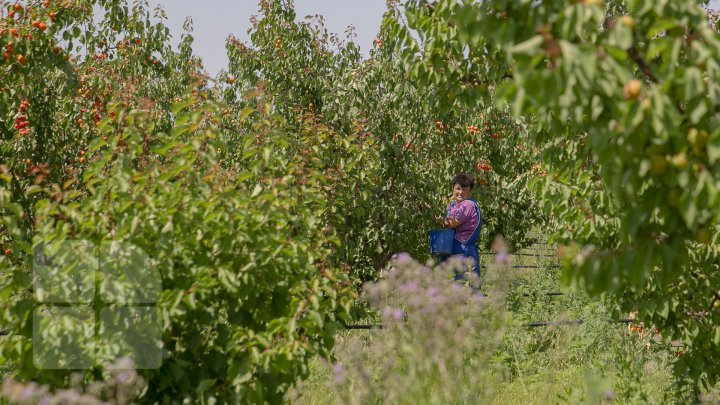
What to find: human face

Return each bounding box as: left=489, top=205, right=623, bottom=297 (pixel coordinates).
left=452, top=184, right=472, bottom=203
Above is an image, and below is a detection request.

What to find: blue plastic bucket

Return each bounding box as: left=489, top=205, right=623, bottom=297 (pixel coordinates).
left=429, top=229, right=455, bottom=255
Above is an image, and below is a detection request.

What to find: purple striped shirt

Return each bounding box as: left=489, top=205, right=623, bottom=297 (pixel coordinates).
left=447, top=200, right=480, bottom=244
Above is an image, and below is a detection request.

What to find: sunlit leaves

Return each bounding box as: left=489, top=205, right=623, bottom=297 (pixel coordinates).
left=388, top=0, right=720, bottom=386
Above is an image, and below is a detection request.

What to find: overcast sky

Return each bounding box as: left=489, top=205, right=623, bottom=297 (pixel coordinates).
left=147, top=0, right=720, bottom=77
left=144, top=0, right=387, bottom=77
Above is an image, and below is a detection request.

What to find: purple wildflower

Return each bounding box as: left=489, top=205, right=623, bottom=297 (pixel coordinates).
left=391, top=252, right=413, bottom=265
left=113, top=357, right=135, bottom=370
left=399, top=282, right=418, bottom=293
left=65, top=391, right=81, bottom=403
left=21, top=386, right=35, bottom=399
left=333, top=363, right=345, bottom=383
left=494, top=251, right=510, bottom=265
left=115, top=371, right=130, bottom=384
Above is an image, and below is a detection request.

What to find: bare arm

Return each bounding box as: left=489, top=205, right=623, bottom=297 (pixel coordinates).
left=444, top=217, right=462, bottom=229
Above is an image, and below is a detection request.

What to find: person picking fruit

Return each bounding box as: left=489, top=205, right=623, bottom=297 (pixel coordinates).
left=442, top=173, right=483, bottom=285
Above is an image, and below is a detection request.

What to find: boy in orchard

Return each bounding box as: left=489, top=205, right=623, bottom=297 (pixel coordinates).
left=443, top=173, right=483, bottom=285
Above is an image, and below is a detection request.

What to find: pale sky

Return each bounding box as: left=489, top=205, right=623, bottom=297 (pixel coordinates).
left=138, top=0, right=720, bottom=77
left=145, top=1, right=388, bottom=77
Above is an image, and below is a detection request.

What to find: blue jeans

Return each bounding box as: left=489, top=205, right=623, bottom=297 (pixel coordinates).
left=452, top=239, right=480, bottom=276
left=439, top=240, right=481, bottom=286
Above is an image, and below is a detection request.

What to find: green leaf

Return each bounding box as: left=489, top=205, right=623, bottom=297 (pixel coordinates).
left=196, top=378, right=216, bottom=393
left=510, top=35, right=544, bottom=56
left=609, top=25, right=633, bottom=50
left=251, top=184, right=263, bottom=198
left=308, top=310, right=323, bottom=327
left=239, top=107, right=255, bottom=123
left=689, top=100, right=708, bottom=124
left=684, top=67, right=704, bottom=101
left=24, top=186, right=43, bottom=196
left=658, top=300, right=670, bottom=319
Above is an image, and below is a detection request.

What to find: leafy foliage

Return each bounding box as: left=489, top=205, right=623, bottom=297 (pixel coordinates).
left=385, top=0, right=720, bottom=387
left=224, top=0, right=543, bottom=283
left=1, top=1, right=355, bottom=403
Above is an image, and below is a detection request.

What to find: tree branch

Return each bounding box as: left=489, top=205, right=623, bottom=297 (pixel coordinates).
left=628, top=45, right=657, bottom=83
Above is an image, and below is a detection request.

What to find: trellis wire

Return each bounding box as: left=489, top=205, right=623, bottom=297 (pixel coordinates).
left=343, top=318, right=646, bottom=330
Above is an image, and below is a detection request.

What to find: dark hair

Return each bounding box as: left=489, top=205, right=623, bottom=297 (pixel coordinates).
left=451, top=173, right=474, bottom=189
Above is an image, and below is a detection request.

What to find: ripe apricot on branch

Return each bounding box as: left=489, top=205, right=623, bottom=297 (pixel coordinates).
left=17, top=54, right=25, bottom=65
left=623, top=79, right=642, bottom=99
left=624, top=81, right=642, bottom=100
left=671, top=152, right=687, bottom=169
